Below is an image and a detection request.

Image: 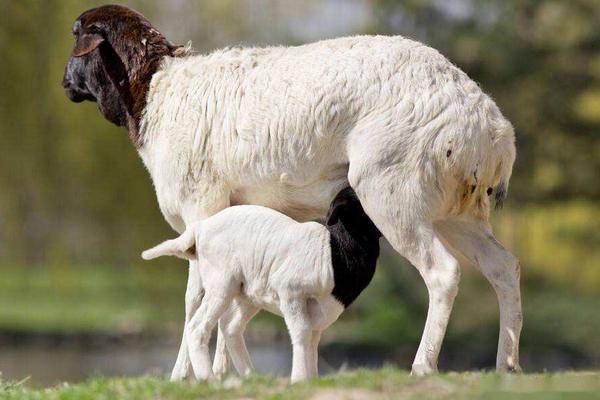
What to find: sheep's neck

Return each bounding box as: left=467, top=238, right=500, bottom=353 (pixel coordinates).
left=121, top=54, right=173, bottom=146
left=327, top=223, right=380, bottom=308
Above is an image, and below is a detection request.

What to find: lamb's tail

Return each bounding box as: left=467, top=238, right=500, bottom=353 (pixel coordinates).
left=141, top=223, right=199, bottom=261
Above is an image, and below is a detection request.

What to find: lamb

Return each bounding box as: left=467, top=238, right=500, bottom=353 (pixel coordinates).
left=63, top=5, right=523, bottom=378
left=142, top=188, right=382, bottom=382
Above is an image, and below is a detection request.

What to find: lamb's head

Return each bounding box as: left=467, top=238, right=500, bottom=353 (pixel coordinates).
left=62, top=5, right=186, bottom=144
left=326, top=187, right=382, bottom=240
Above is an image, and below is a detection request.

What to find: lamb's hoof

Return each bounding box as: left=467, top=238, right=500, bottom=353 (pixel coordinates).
left=212, top=358, right=229, bottom=380
left=170, top=371, right=187, bottom=382
left=411, top=363, right=437, bottom=376
left=213, top=367, right=226, bottom=380
left=193, top=373, right=216, bottom=383
left=213, top=363, right=229, bottom=380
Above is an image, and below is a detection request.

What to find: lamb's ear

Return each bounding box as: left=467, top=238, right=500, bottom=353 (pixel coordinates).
left=142, top=239, right=196, bottom=261
left=72, top=33, right=104, bottom=57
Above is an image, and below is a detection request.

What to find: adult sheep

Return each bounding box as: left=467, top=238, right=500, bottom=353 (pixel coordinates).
left=62, top=5, right=522, bottom=378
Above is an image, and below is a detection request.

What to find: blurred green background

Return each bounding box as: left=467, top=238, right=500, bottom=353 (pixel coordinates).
left=0, top=0, right=599, bottom=382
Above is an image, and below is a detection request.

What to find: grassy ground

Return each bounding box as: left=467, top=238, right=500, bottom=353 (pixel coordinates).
left=2, top=369, right=600, bottom=400
left=0, top=264, right=187, bottom=333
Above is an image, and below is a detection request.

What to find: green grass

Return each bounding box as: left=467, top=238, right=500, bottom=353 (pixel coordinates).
left=0, top=264, right=187, bottom=333
left=493, top=202, right=600, bottom=293
left=0, top=263, right=289, bottom=336
left=2, top=369, right=600, bottom=400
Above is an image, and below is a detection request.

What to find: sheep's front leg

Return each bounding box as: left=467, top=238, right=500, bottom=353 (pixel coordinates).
left=171, top=259, right=202, bottom=381
left=281, top=297, right=313, bottom=383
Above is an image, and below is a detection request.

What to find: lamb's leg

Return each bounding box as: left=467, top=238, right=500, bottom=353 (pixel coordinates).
left=212, top=323, right=229, bottom=379
left=281, top=297, right=313, bottom=383
left=308, top=330, right=321, bottom=378
left=219, top=298, right=259, bottom=378
left=173, top=196, right=230, bottom=381
left=187, top=287, right=233, bottom=380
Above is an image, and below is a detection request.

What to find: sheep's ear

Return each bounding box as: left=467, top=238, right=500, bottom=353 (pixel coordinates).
left=142, top=239, right=196, bottom=261
left=72, top=33, right=104, bottom=57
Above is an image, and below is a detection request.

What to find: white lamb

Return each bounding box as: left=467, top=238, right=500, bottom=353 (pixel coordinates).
left=142, top=188, right=381, bottom=382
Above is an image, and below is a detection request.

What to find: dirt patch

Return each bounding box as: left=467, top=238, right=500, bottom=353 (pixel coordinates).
left=310, top=388, right=386, bottom=400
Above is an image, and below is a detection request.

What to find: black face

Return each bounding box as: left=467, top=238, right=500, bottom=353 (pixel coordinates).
left=62, top=19, right=101, bottom=103
left=62, top=56, right=96, bottom=103
left=62, top=17, right=128, bottom=126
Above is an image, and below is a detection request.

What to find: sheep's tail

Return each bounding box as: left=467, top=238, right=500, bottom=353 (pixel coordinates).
left=443, top=113, right=516, bottom=217
left=489, top=120, right=515, bottom=210
left=141, top=223, right=199, bottom=261
left=494, top=175, right=509, bottom=210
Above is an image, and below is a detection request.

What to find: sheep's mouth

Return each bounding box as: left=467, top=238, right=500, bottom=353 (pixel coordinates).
left=62, top=77, right=96, bottom=103
left=64, top=87, right=96, bottom=103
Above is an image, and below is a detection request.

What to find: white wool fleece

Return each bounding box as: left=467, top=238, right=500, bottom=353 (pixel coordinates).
left=143, top=205, right=344, bottom=383
left=138, top=35, right=514, bottom=228
left=136, top=35, right=520, bottom=379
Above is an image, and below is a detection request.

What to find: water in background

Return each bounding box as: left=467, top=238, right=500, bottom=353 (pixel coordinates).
left=1, top=334, right=593, bottom=386
left=0, top=337, right=386, bottom=386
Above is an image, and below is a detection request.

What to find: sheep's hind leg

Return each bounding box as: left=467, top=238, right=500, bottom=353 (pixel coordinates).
left=435, top=217, right=522, bottom=373
left=349, top=164, right=459, bottom=375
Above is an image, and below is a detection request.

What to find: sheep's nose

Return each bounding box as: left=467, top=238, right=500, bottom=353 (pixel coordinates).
left=62, top=57, right=77, bottom=88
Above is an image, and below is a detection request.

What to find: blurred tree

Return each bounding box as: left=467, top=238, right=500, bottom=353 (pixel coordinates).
left=371, top=0, right=600, bottom=202
left=0, top=0, right=597, bottom=272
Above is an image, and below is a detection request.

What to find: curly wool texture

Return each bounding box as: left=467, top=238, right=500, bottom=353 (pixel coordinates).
left=135, top=35, right=520, bottom=378
left=138, top=35, right=515, bottom=227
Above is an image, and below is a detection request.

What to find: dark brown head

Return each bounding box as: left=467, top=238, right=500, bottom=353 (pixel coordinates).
left=62, top=5, right=186, bottom=145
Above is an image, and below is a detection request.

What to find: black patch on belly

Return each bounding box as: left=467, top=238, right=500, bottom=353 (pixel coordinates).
left=329, top=232, right=378, bottom=308
left=325, top=187, right=382, bottom=308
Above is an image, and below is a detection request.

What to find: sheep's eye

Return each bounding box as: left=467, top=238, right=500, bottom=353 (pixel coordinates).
left=86, top=24, right=102, bottom=34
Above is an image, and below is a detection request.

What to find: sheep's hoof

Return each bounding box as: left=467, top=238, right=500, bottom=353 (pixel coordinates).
left=410, top=363, right=437, bottom=376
